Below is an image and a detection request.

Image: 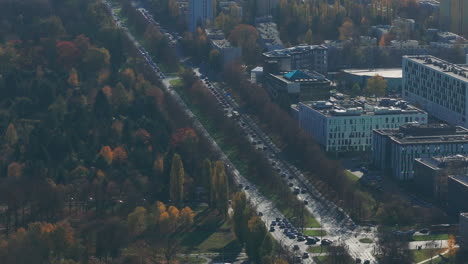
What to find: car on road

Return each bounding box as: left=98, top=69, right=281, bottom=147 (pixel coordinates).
left=302, top=253, right=309, bottom=259
left=301, top=189, right=307, bottom=194
left=303, top=200, right=309, bottom=205
left=244, top=186, right=250, bottom=190
left=288, top=183, right=294, bottom=187
left=292, top=245, right=300, bottom=251
left=297, top=236, right=305, bottom=242
left=238, top=183, right=243, bottom=189
left=293, top=187, right=300, bottom=194
left=271, top=221, right=277, bottom=226
left=269, top=226, right=275, bottom=232
left=321, top=239, right=333, bottom=246
left=363, top=260, right=370, bottom=264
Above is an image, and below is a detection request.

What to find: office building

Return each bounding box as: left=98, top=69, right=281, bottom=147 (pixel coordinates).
left=373, top=123, right=468, bottom=180
left=448, top=175, right=468, bottom=214
left=189, top=0, right=214, bottom=32
left=402, top=55, right=468, bottom=127
left=296, top=98, right=427, bottom=152
left=459, top=213, right=468, bottom=251
left=255, top=16, right=284, bottom=52
left=414, top=155, right=468, bottom=199
left=262, top=45, right=328, bottom=75
left=256, top=0, right=279, bottom=17
left=342, top=68, right=403, bottom=92
left=264, top=70, right=331, bottom=103
left=440, top=0, right=468, bottom=36
left=205, top=29, right=241, bottom=65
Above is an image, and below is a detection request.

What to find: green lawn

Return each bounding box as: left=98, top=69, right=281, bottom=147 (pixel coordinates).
left=411, top=248, right=446, bottom=263
left=412, top=233, right=449, bottom=241
left=169, top=79, right=184, bottom=87
left=304, top=229, right=327, bottom=237
left=359, top=238, right=373, bottom=243
left=308, top=246, right=330, bottom=253
left=306, top=214, right=321, bottom=228
left=345, top=170, right=360, bottom=183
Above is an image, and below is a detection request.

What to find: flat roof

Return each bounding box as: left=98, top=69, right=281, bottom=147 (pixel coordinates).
left=343, top=68, right=402, bottom=78
left=301, top=98, right=426, bottom=117
left=449, top=174, right=468, bottom=188
left=374, top=125, right=468, bottom=145
left=416, top=155, right=468, bottom=170
left=404, top=55, right=468, bottom=82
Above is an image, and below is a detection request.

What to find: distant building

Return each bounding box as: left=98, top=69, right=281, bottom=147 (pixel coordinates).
left=390, top=40, right=419, bottom=48
left=219, top=1, right=243, bottom=17
left=448, top=176, right=468, bottom=214
left=205, top=29, right=242, bottom=65
left=296, top=98, right=427, bottom=152
left=256, top=0, right=279, bottom=17
left=251, top=66, right=263, bottom=83
left=371, top=25, right=392, bottom=40
left=439, top=0, right=468, bottom=36
left=460, top=213, right=468, bottom=251
left=414, top=155, right=468, bottom=200
left=255, top=16, right=284, bottom=51
left=342, top=68, right=403, bottom=92
left=188, top=0, right=214, bottom=32
left=373, top=123, right=468, bottom=180
left=263, top=45, right=328, bottom=75
left=264, top=70, right=331, bottom=103
left=402, top=55, right=468, bottom=127
left=392, top=17, right=415, bottom=39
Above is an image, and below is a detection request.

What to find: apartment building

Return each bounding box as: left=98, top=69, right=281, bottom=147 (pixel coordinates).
left=402, top=55, right=468, bottom=127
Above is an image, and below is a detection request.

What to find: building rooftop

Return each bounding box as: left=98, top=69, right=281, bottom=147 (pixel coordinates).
left=416, top=155, right=468, bottom=170
left=271, top=70, right=328, bottom=83
left=263, top=45, right=327, bottom=58
left=301, top=97, right=426, bottom=117
left=450, top=174, right=468, bottom=188
left=343, top=68, right=402, bottom=79
left=374, top=123, right=468, bottom=145
left=404, top=55, right=468, bottom=82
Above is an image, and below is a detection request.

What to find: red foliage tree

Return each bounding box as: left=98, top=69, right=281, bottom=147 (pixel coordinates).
left=56, top=41, right=80, bottom=69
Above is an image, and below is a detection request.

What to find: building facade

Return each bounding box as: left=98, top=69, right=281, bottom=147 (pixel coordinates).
left=460, top=213, right=468, bottom=251
left=297, top=98, right=427, bottom=152
left=439, top=0, right=468, bottom=36
left=263, top=45, right=328, bottom=75
left=448, top=176, right=468, bottom=214
left=373, top=123, right=468, bottom=180
left=402, top=55, right=468, bottom=127
left=205, top=29, right=241, bottom=65
left=189, top=0, right=214, bottom=32
left=256, top=0, right=279, bottom=17
left=414, top=155, right=468, bottom=200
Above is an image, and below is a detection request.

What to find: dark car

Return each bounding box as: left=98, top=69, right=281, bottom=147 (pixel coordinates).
left=271, top=221, right=277, bottom=226
left=304, top=200, right=309, bottom=205
left=288, top=175, right=294, bottom=180
left=355, top=258, right=361, bottom=263
left=292, top=245, right=300, bottom=251
left=363, top=260, right=370, bottom=264
left=297, top=236, right=306, bottom=242
left=238, top=183, right=243, bottom=189
left=301, top=189, right=307, bottom=194
left=276, top=217, right=281, bottom=222
left=302, top=253, right=309, bottom=259
left=244, top=186, right=250, bottom=190
left=269, top=226, right=275, bottom=232
left=288, top=183, right=294, bottom=187
left=321, top=239, right=333, bottom=246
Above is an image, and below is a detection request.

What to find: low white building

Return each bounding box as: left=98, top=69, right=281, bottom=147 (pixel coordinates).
left=296, top=98, right=427, bottom=152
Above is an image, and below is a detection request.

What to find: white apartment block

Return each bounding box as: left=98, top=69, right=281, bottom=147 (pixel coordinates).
left=297, top=98, right=427, bottom=152
left=402, top=55, right=468, bottom=127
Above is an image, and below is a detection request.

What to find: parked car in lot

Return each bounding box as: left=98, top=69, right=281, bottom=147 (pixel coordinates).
left=321, top=239, right=333, bottom=246
left=303, top=253, right=309, bottom=259
left=292, top=245, right=300, bottom=251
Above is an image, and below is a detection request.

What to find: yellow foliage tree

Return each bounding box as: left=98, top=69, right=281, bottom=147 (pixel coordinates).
left=113, top=146, right=128, bottom=164
left=447, top=234, right=456, bottom=255
left=99, top=146, right=113, bottom=165
left=4, top=123, right=18, bottom=146
left=67, top=68, right=79, bottom=87
left=7, top=162, right=23, bottom=178
left=180, top=207, right=195, bottom=226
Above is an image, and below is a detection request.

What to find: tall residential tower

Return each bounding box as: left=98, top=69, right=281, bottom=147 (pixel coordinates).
left=189, top=0, right=214, bottom=32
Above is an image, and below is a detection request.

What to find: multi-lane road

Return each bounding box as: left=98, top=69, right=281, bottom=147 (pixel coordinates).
left=103, top=1, right=378, bottom=262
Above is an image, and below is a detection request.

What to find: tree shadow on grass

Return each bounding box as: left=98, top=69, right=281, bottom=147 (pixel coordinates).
left=210, top=240, right=243, bottom=262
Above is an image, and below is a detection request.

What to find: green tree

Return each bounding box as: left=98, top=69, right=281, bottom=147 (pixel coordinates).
left=127, top=206, right=148, bottom=235
left=170, top=154, right=185, bottom=206
left=211, top=161, right=229, bottom=217
left=245, top=216, right=267, bottom=263
left=304, top=29, right=313, bottom=44
left=4, top=123, right=18, bottom=146
left=232, top=192, right=247, bottom=242
left=201, top=159, right=212, bottom=196
left=365, top=75, right=387, bottom=97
